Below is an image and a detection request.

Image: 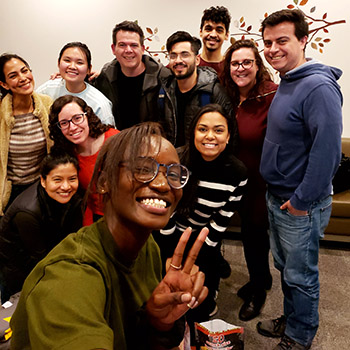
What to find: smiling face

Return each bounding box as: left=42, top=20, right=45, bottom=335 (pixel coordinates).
left=263, top=21, right=307, bottom=76
left=111, top=30, right=145, bottom=77
left=108, top=136, right=182, bottom=232
left=230, top=47, right=258, bottom=92
left=58, top=102, right=90, bottom=146
left=0, top=58, right=34, bottom=97
left=200, top=20, right=228, bottom=52
left=40, top=163, right=79, bottom=204
left=58, top=47, right=90, bottom=88
left=168, top=41, right=199, bottom=80
left=194, top=111, right=230, bottom=161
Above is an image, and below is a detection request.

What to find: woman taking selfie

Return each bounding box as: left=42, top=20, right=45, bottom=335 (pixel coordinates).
left=221, top=39, right=278, bottom=321
left=49, top=95, right=118, bottom=224
left=0, top=152, right=83, bottom=303
left=37, top=42, right=115, bottom=126
left=0, top=53, right=52, bottom=215
left=11, top=122, right=208, bottom=350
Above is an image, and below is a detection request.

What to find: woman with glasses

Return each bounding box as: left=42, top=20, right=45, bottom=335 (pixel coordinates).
left=49, top=95, right=118, bottom=225
left=0, top=151, right=83, bottom=303
left=37, top=42, right=115, bottom=126
left=221, top=39, right=278, bottom=321
left=11, top=122, right=208, bottom=350
left=154, top=104, right=247, bottom=332
left=0, top=53, right=52, bottom=216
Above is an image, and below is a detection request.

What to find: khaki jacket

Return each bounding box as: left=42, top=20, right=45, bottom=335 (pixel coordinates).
left=0, top=92, right=53, bottom=215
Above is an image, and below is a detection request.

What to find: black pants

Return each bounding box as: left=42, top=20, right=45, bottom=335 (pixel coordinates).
left=240, top=190, right=272, bottom=291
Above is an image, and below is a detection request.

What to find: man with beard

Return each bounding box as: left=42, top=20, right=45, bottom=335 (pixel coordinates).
left=159, top=31, right=237, bottom=149
left=199, top=6, right=231, bottom=75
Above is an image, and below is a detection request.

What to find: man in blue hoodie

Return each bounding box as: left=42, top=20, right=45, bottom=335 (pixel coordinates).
left=257, top=9, right=343, bottom=350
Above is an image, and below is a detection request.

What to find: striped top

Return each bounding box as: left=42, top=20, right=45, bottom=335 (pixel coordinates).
left=160, top=152, right=247, bottom=249
left=7, top=113, right=47, bottom=184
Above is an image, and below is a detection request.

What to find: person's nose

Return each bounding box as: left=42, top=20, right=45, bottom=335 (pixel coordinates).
left=149, top=169, right=171, bottom=192
left=237, top=64, right=245, bottom=72
left=174, top=54, right=183, bottom=64
left=69, top=61, right=77, bottom=69
left=125, top=45, right=133, bottom=53
left=60, top=180, right=71, bottom=191
left=67, top=120, right=79, bottom=131
left=18, top=72, right=27, bottom=81
left=209, top=30, right=218, bottom=37
left=270, top=42, right=279, bottom=53
left=206, top=130, right=215, bottom=140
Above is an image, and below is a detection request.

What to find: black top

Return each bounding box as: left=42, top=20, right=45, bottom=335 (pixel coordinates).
left=116, top=70, right=145, bottom=129
left=0, top=181, right=83, bottom=299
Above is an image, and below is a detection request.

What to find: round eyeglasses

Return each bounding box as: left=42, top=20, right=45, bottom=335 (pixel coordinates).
left=129, top=157, right=190, bottom=189
left=57, top=113, right=86, bottom=130
left=230, top=59, right=255, bottom=70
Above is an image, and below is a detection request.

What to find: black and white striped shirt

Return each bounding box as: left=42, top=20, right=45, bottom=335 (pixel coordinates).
left=160, top=153, right=247, bottom=249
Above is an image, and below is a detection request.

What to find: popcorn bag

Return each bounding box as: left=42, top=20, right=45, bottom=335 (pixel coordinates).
left=192, top=319, right=244, bottom=350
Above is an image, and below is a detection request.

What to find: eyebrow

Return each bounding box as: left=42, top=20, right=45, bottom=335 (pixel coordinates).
left=7, top=65, right=27, bottom=77
left=198, top=123, right=226, bottom=128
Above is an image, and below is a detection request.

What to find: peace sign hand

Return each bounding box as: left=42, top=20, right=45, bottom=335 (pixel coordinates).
left=146, top=227, right=209, bottom=332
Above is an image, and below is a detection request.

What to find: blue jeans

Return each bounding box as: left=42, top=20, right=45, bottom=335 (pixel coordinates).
left=266, top=192, right=332, bottom=347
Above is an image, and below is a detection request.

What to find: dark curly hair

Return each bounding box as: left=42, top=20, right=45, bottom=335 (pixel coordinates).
left=49, top=95, right=112, bottom=154
left=220, top=39, right=273, bottom=107
left=200, top=6, right=231, bottom=32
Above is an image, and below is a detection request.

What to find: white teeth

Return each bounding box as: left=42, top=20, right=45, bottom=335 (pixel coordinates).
left=203, top=143, right=216, bottom=148
left=141, top=198, right=167, bottom=208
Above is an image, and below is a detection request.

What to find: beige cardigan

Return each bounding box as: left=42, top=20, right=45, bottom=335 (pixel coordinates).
left=0, top=92, right=53, bottom=215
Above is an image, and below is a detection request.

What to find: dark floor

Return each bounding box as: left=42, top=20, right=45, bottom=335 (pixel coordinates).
left=213, top=238, right=350, bottom=350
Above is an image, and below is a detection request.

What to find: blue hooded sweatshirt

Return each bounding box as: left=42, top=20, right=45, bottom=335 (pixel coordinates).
left=260, top=59, right=343, bottom=211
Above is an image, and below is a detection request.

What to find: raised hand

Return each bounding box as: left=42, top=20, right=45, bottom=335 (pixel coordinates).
left=146, top=227, right=209, bottom=331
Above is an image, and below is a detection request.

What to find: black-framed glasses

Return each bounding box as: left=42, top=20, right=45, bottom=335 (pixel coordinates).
left=129, top=157, right=190, bottom=189
left=231, top=59, right=255, bottom=70
left=57, top=113, right=86, bottom=130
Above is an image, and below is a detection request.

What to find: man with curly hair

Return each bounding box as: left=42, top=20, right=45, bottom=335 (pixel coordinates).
left=199, top=6, right=231, bottom=75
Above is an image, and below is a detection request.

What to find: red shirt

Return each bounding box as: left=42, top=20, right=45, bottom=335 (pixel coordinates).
left=198, top=55, right=224, bottom=76
left=77, top=128, right=119, bottom=225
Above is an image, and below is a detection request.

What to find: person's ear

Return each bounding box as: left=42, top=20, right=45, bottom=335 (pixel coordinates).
left=40, top=175, right=46, bottom=189
left=195, top=54, right=200, bottom=66
left=0, top=80, right=9, bottom=91
left=300, top=36, right=308, bottom=51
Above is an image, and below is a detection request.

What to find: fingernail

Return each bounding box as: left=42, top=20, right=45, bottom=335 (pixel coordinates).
left=188, top=296, right=197, bottom=308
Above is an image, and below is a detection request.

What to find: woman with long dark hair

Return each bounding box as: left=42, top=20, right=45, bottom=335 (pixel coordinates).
left=221, top=39, right=278, bottom=321
left=0, top=53, right=52, bottom=215
left=155, top=103, right=247, bottom=326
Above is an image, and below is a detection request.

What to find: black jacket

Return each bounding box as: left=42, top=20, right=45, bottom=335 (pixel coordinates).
left=93, top=55, right=171, bottom=129
left=0, top=181, right=83, bottom=298
left=158, top=66, right=238, bottom=151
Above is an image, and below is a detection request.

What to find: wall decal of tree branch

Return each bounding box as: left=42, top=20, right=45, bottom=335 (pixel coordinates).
left=141, top=0, right=346, bottom=60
